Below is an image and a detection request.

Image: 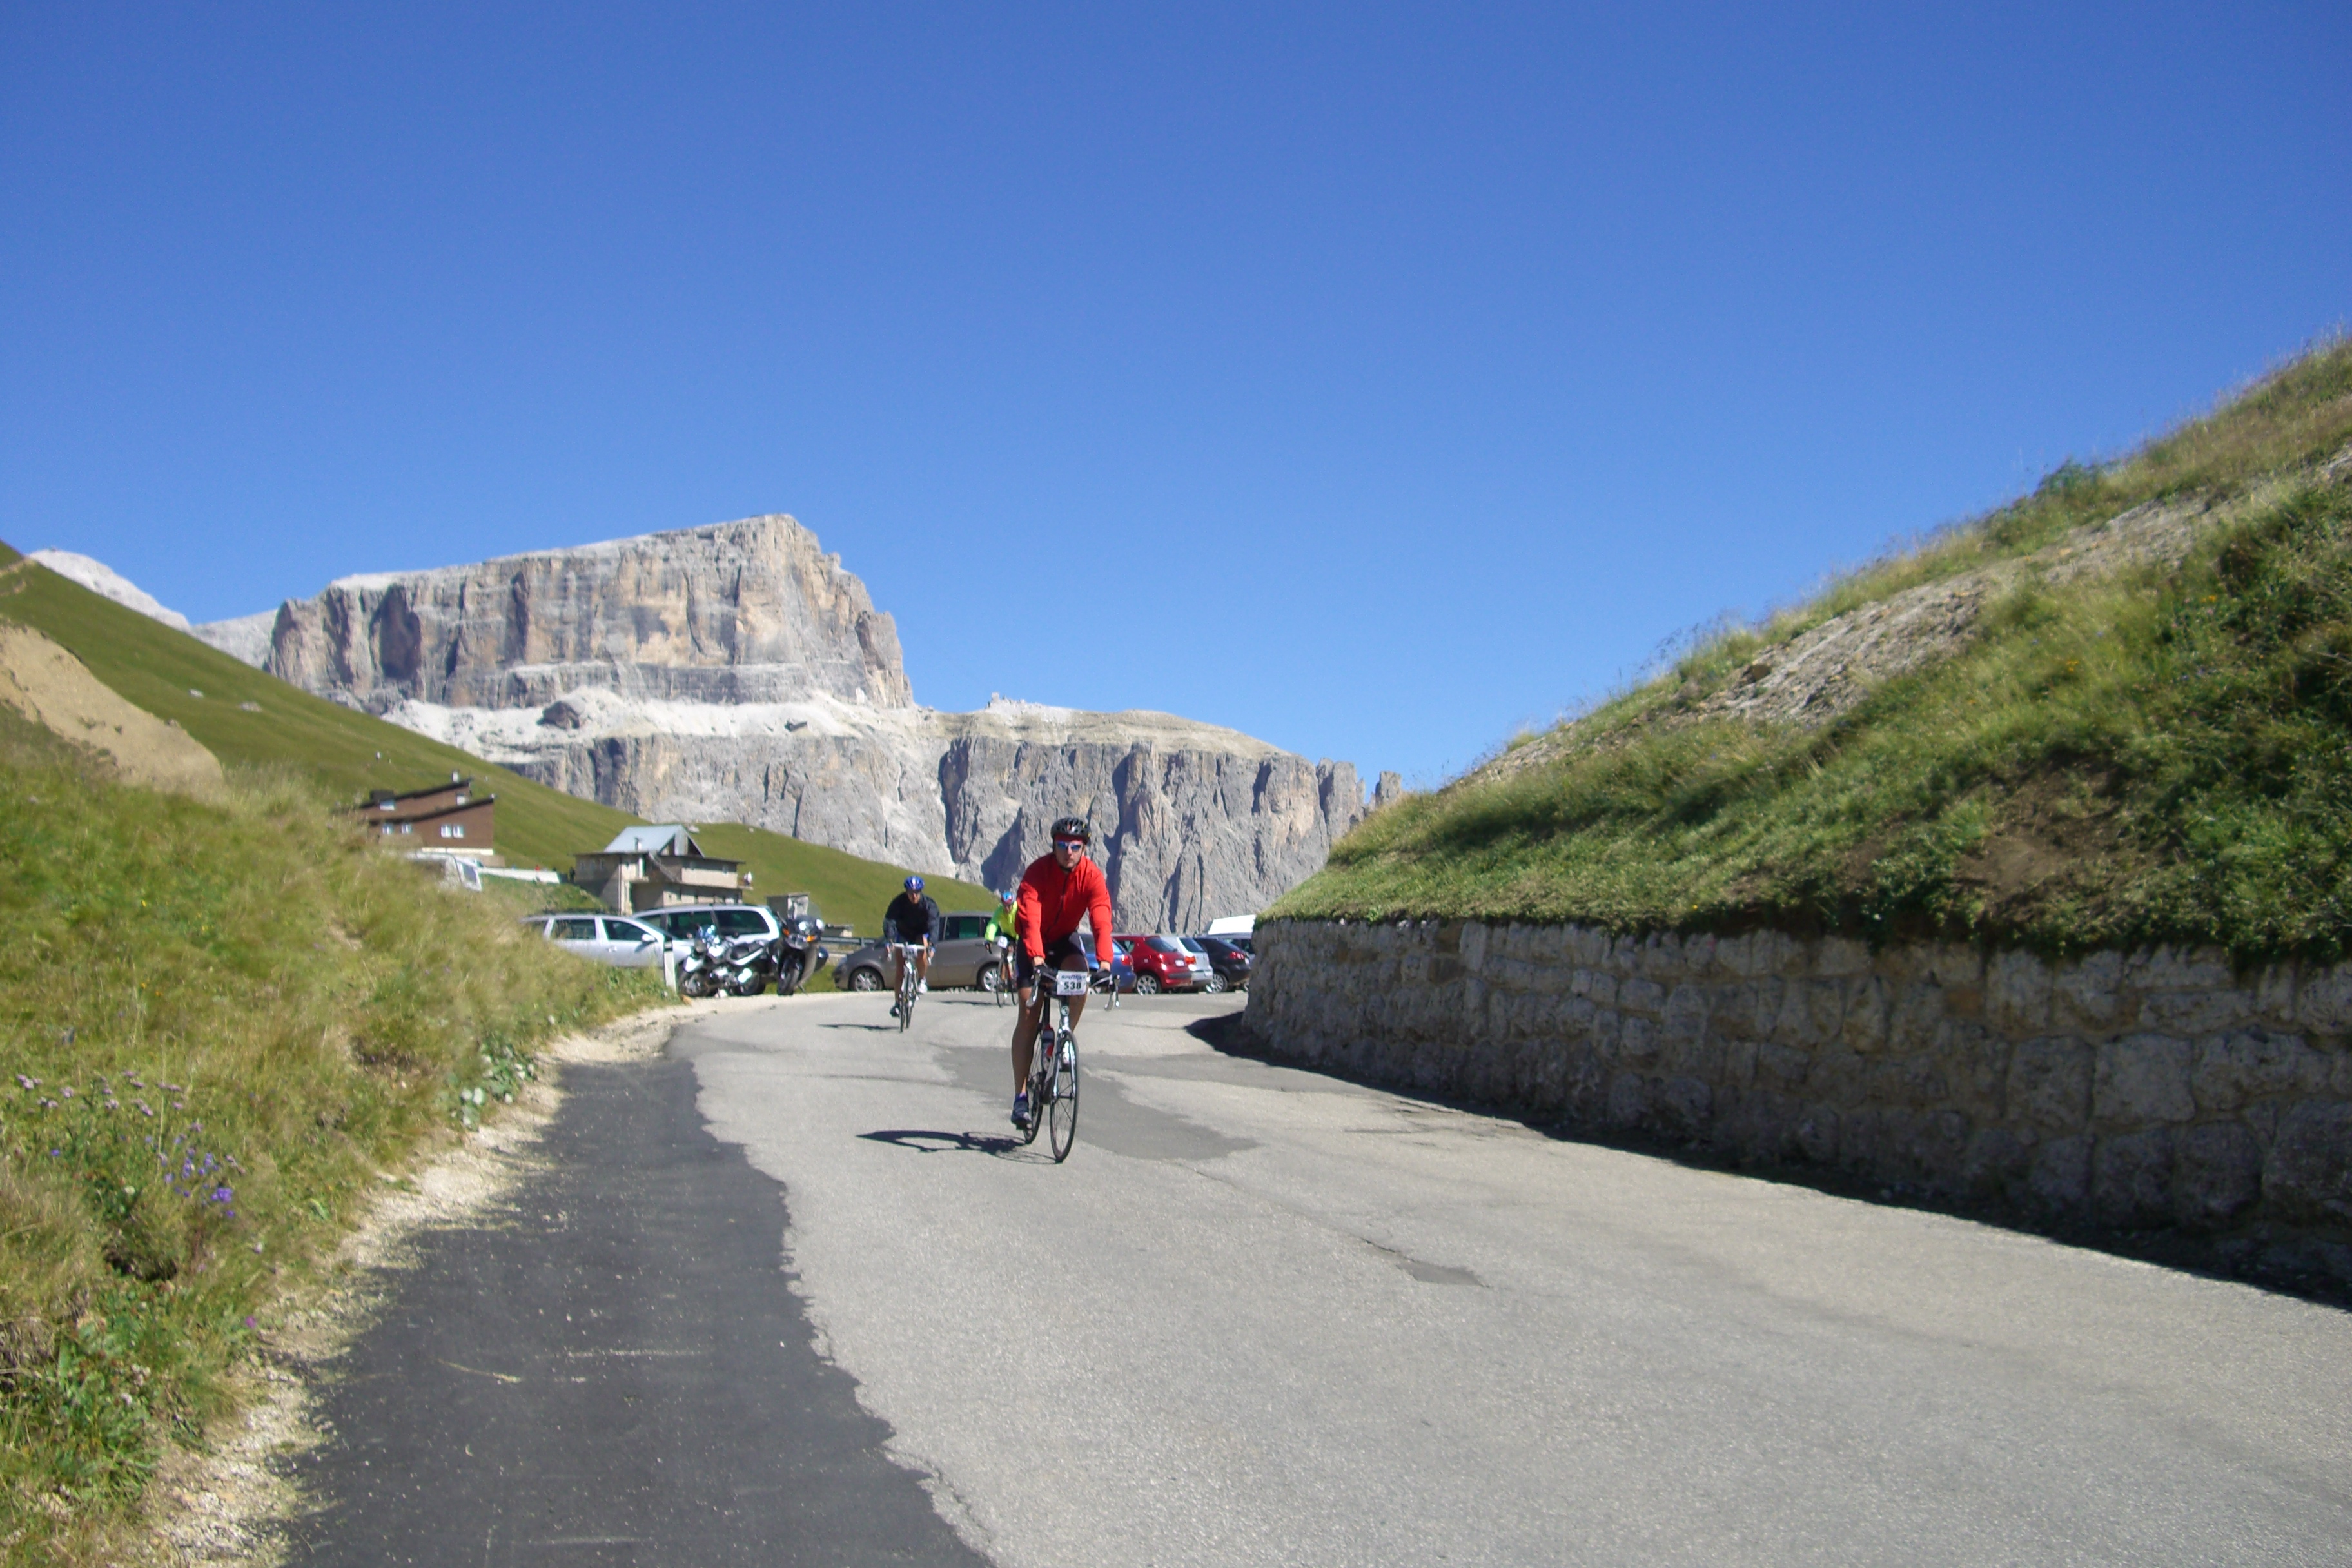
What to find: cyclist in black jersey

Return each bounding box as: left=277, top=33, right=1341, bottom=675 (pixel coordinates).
left=881, top=876, right=941, bottom=1019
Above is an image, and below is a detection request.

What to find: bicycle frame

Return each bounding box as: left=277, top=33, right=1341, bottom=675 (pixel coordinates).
left=1020, top=963, right=1086, bottom=1160
left=889, top=941, right=927, bottom=1030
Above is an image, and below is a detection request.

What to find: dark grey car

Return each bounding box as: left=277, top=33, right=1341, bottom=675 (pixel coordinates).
left=835, top=911, right=1002, bottom=992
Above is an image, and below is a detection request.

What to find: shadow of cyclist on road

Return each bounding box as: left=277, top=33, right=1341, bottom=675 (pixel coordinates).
left=858, top=1128, right=1031, bottom=1157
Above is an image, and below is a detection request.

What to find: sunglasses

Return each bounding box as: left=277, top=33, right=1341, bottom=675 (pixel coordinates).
left=1053, top=838, right=1087, bottom=851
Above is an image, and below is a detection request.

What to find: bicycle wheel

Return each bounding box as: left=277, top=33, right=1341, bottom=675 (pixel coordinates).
left=898, top=968, right=915, bottom=1032
left=1046, top=1029, right=1079, bottom=1161
left=1019, top=1057, right=1045, bottom=1146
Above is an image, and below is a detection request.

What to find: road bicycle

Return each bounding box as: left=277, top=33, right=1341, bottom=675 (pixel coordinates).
left=889, top=941, right=927, bottom=1032
left=989, top=935, right=1012, bottom=1006
left=1017, top=963, right=1085, bottom=1161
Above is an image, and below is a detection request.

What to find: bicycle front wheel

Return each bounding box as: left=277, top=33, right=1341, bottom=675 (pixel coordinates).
left=1047, top=1030, right=1079, bottom=1162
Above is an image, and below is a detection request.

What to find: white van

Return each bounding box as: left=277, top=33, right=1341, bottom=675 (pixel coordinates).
left=633, top=903, right=783, bottom=950
left=1203, top=915, right=1256, bottom=937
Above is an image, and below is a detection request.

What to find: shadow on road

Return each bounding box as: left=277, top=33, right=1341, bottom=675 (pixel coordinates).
left=858, top=1127, right=1037, bottom=1159
left=1181, top=1012, right=2352, bottom=1311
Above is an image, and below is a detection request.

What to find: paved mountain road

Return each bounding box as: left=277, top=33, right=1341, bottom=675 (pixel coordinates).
left=288, top=990, right=2352, bottom=1565
left=680, top=991, right=2351, bottom=1566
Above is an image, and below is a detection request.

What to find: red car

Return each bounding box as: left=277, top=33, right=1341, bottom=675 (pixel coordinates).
left=1113, top=933, right=1208, bottom=994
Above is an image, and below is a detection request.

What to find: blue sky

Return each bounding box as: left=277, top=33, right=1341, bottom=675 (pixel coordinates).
left=4, top=3, right=2345, bottom=789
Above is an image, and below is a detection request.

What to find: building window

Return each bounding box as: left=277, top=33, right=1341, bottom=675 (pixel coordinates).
left=440, top=823, right=467, bottom=839
left=400, top=823, right=413, bottom=834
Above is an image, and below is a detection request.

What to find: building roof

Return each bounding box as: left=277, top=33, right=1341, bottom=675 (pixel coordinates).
left=602, top=825, right=705, bottom=858
left=358, top=774, right=474, bottom=807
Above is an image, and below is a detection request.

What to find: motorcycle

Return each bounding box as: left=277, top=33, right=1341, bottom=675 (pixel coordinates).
left=676, top=926, right=723, bottom=998
left=716, top=931, right=779, bottom=996
left=771, top=916, right=831, bottom=996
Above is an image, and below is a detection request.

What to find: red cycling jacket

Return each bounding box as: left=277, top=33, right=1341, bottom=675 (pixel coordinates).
left=1016, top=851, right=1114, bottom=965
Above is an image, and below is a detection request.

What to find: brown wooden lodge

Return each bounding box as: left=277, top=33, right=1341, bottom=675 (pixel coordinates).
left=351, top=773, right=497, bottom=862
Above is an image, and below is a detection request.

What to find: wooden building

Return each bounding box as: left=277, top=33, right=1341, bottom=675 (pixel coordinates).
left=352, top=773, right=496, bottom=861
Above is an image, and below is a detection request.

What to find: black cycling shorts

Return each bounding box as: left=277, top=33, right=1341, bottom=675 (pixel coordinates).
left=1015, top=934, right=1093, bottom=988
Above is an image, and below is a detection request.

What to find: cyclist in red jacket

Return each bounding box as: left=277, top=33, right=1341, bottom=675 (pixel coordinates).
left=1010, top=815, right=1115, bottom=1130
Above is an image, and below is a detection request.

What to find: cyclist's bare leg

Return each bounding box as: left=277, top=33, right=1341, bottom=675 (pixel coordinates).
left=916, top=946, right=932, bottom=985
left=1011, top=981, right=1043, bottom=1093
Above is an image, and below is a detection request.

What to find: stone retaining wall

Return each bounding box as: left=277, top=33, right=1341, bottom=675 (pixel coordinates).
left=1245, top=919, right=2352, bottom=1262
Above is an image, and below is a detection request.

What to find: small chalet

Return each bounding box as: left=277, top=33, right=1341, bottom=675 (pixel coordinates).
left=571, top=825, right=745, bottom=912
left=352, top=773, right=496, bottom=861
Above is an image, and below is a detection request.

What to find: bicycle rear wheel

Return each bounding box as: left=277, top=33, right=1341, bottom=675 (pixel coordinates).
left=1047, top=1030, right=1079, bottom=1161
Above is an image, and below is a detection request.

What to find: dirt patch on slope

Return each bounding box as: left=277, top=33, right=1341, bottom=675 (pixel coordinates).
left=0, top=618, right=226, bottom=800
left=1952, top=771, right=2151, bottom=931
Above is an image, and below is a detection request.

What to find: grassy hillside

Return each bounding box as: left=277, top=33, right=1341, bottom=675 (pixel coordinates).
left=0, top=546, right=632, bottom=872
left=0, top=706, right=665, bottom=1562
left=1275, top=340, right=2352, bottom=961
left=0, top=548, right=997, bottom=926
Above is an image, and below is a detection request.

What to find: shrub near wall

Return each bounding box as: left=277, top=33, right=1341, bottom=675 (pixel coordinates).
left=1246, top=919, right=2352, bottom=1272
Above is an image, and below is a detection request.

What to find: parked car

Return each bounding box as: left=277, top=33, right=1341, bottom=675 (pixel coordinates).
left=1115, top=933, right=1208, bottom=994
left=633, top=903, right=782, bottom=948
left=1173, top=936, right=1231, bottom=993
left=834, top=910, right=1003, bottom=992
left=1191, top=935, right=1253, bottom=991
left=520, top=912, right=667, bottom=968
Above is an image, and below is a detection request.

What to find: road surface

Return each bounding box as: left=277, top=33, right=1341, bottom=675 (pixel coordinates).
left=297, top=988, right=2352, bottom=1565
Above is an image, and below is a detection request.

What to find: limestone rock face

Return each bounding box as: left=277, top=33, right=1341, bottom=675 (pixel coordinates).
left=229, top=515, right=1367, bottom=926
left=262, top=515, right=912, bottom=710
left=937, top=725, right=1364, bottom=932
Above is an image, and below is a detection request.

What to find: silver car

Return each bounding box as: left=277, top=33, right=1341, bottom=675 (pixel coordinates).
left=523, top=912, right=667, bottom=968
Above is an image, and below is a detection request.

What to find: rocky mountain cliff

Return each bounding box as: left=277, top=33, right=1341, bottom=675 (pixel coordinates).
left=205, top=515, right=1371, bottom=928
left=258, top=516, right=912, bottom=710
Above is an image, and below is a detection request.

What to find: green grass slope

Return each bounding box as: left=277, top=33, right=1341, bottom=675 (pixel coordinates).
left=0, top=549, right=996, bottom=930
left=0, top=546, right=632, bottom=872
left=1276, top=340, right=2352, bottom=961
left=0, top=706, right=665, bottom=1562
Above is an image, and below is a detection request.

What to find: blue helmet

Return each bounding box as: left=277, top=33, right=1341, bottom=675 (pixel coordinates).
left=904, top=875, right=924, bottom=893
left=997, top=887, right=1015, bottom=903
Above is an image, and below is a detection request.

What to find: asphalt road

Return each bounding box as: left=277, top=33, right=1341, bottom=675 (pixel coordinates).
left=289, top=988, right=2352, bottom=1565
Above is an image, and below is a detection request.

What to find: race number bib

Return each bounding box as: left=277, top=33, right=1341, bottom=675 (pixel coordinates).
left=1053, top=968, right=1089, bottom=997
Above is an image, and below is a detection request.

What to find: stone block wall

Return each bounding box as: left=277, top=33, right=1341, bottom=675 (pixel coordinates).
left=1244, top=919, right=2352, bottom=1248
